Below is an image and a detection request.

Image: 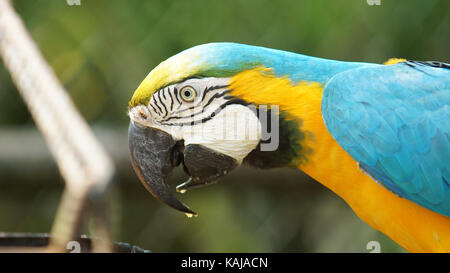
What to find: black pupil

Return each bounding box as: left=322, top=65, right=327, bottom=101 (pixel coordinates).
left=184, top=90, right=191, bottom=97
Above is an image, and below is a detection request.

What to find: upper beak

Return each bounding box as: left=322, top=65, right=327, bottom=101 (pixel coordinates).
left=128, top=121, right=197, bottom=216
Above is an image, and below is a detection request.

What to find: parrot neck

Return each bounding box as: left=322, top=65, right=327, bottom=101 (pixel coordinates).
left=230, top=68, right=340, bottom=170
left=229, top=67, right=373, bottom=203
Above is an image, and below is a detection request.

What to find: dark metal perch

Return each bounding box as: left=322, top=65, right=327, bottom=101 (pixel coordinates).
left=0, top=233, right=149, bottom=253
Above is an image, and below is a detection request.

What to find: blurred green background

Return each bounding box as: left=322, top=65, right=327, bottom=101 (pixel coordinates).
left=0, top=0, right=449, bottom=252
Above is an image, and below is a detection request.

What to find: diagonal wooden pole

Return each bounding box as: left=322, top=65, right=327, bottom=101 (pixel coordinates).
left=0, top=0, right=114, bottom=252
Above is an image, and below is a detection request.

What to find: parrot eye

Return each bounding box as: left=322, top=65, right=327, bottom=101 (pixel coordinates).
left=180, top=86, right=197, bottom=102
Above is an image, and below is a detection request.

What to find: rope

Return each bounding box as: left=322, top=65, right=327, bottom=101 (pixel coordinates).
left=0, top=0, right=114, bottom=251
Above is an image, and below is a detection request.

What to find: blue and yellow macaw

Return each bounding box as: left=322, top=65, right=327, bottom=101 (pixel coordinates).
left=127, top=43, right=450, bottom=252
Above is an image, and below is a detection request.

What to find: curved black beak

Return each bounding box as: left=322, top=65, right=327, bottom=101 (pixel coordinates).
left=128, top=121, right=197, bottom=216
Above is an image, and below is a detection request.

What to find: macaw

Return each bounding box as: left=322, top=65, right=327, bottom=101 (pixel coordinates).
left=127, top=43, right=450, bottom=252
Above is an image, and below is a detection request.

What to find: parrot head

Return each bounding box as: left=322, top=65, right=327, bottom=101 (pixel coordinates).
left=128, top=43, right=309, bottom=216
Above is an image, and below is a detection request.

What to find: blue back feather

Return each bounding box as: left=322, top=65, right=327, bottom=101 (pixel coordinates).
left=322, top=62, right=450, bottom=217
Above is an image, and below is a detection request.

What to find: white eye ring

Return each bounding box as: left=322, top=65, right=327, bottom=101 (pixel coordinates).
left=180, top=86, right=197, bottom=102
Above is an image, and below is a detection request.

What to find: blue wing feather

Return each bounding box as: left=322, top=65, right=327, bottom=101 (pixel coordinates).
left=322, top=61, right=450, bottom=217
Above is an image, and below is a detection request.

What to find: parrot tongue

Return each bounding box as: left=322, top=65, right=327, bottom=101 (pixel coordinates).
left=128, top=121, right=197, bottom=216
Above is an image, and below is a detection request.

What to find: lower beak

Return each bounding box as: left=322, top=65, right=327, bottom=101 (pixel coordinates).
left=128, top=121, right=196, bottom=216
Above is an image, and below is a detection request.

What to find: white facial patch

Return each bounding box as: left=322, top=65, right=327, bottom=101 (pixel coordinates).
left=181, top=104, right=261, bottom=163
left=129, top=78, right=262, bottom=164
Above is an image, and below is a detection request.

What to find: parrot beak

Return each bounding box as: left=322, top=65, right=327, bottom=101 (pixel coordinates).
left=128, top=121, right=197, bottom=216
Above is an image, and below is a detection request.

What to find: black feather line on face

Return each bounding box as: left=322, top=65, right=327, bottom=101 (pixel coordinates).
left=169, top=88, right=175, bottom=112
left=173, top=87, right=182, bottom=105
left=149, top=103, right=159, bottom=115
left=157, top=90, right=168, bottom=118
left=160, top=98, right=250, bottom=127
left=201, top=85, right=229, bottom=101
left=152, top=96, right=163, bottom=115
left=162, top=87, right=167, bottom=101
